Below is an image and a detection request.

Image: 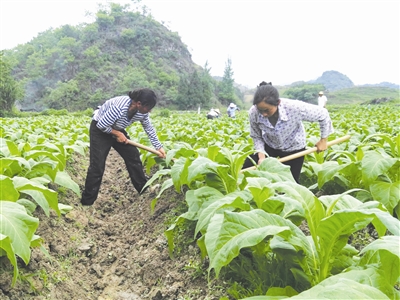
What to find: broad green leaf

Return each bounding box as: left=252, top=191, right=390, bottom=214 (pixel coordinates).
left=31, top=142, right=65, bottom=156
left=0, top=201, right=39, bottom=264
left=242, top=275, right=391, bottom=299
left=0, top=158, right=23, bottom=176
left=313, top=161, right=349, bottom=189
left=183, top=186, right=224, bottom=221
left=64, top=144, right=86, bottom=156
left=357, top=202, right=400, bottom=237
left=0, top=175, right=20, bottom=201
left=265, top=286, right=298, bottom=297
left=6, top=140, right=20, bottom=156
left=317, top=211, right=375, bottom=281
left=24, top=150, right=66, bottom=171
left=206, top=210, right=291, bottom=278
left=269, top=194, right=305, bottom=224
left=361, top=150, right=397, bottom=186
left=293, top=278, right=389, bottom=299
left=244, top=157, right=295, bottom=183
left=16, top=198, right=37, bottom=214
left=195, top=190, right=252, bottom=237
left=12, top=176, right=59, bottom=217
left=370, top=181, right=400, bottom=215
left=319, top=193, right=362, bottom=212
left=170, top=157, right=191, bottom=192
left=55, top=170, right=81, bottom=196
left=204, top=166, right=235, bottom=194
left=187, top=157, right=221, bottom=184
left=330, top=244, right=359, bottom=275
left=359, top=236, right=400, bottom=286
left=338, top=266, right=400, bottom=300
left=24, top=160, right=57, bottom=180
left=272, top=182, right=325, bottom=247
left=318, top=189, right=363, bottom=216
left=246, top=177, right=274, bottom=209
left=203, top=213, right=225, bottom=276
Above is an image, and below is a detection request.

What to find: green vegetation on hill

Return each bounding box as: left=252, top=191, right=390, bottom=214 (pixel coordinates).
left=328, top=86, right=400, bottom=105
left=2, top=2, right=243, bottom=113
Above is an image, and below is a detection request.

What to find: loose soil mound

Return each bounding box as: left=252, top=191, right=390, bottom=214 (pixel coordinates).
left=0, top=149, right=229, bottom=299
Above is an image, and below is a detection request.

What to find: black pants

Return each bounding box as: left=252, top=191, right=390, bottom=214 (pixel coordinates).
left=81, top=121, right=147, bottom=205
left=242, top=144, right=305, bottom=183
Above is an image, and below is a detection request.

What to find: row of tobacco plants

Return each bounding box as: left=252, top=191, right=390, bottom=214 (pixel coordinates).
left=1, top=104, right=399, bottom=299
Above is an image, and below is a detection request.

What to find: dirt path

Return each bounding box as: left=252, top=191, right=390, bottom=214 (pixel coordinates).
left=0, top=149, right=228, bottom=299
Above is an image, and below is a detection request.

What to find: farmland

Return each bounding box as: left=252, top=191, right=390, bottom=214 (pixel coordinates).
left=0, top=103, right=399, bottom=299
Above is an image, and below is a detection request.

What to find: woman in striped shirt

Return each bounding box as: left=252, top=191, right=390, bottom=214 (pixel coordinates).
left=81, top=88, right=166, bottom=206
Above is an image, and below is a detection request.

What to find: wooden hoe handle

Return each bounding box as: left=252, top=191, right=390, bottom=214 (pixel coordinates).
left=126, top=139, right=162, bottom=156
left=242, top=135, right=351, bottom=171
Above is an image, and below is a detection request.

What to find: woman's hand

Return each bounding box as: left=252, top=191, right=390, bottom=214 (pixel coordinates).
left=257, top=152, right=266, bottom=165
left=315, top=138, right=327, bottom=153
left=157, top=147, right=166, bottom=159
left=111, top=129, right=128, bottom=144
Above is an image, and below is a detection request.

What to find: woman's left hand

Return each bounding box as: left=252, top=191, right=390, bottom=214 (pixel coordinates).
left=315, top=138, right=327, bottom=153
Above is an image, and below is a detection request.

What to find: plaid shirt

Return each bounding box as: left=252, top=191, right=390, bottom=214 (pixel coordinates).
left=249, top=98, right=334, bottom=152
left=93, top=96, right=163, bottom=150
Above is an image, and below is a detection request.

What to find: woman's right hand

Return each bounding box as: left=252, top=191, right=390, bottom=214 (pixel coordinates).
left=157, top=147, right=167, bottom=159
left=258, top=153, right=266, bottom=165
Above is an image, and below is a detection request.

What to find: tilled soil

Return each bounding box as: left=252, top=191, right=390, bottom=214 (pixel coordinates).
left=0, top=149, right=229, bottom=300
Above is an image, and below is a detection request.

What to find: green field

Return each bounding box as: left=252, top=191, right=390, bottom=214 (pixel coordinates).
left=1, top=104, right=399, bottom=299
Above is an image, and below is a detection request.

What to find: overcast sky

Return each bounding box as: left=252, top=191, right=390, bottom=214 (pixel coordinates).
left=1, top=0, right=399, bottom=87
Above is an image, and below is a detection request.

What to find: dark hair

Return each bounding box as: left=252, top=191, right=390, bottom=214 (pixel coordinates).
left=253, top=81, right=280, bottom=106
left=128, top=88, right=157, bottom=109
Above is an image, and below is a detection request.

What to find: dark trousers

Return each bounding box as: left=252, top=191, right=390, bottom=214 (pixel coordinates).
left=243, top=144, right=305, bottom=183
left=81, top=121, right=147, bottom=205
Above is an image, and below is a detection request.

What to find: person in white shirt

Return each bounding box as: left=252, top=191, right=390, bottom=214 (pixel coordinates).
left=227, top=103, right=240, bottom=118
left=318, top=91, right=328, bottom=108
left=207, top=108, right=220, bottom=119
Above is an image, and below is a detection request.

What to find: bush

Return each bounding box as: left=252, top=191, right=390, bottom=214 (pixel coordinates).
left=40, top=109, right=69, bottom=116
left=158, top=108, right=171, bottom=118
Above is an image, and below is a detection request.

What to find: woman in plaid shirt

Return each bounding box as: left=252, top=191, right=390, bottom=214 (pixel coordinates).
left=243, top=82, right=334, bottom=183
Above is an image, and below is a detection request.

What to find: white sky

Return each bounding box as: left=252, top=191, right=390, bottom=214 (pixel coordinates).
left=1, top=0, right=399, bottom=87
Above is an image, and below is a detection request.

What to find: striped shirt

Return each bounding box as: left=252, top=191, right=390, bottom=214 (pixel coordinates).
left=93, top=95, right=163, bottom=150
left=249, top=98, right=334, bottom=152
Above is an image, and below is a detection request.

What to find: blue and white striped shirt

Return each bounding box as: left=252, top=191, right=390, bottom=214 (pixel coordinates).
left=93, top=96, right=163, bottom=150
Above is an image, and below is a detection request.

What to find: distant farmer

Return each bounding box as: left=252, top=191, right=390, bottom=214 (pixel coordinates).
left=227, top=103, right=240, bottom=118
left=242, top=82, right=334, bottom=183
left=207, top=108, right=221, bottom=119
left=81, top=88, right=166, bottom=206
left=318, top=91, right=328, bottom=108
